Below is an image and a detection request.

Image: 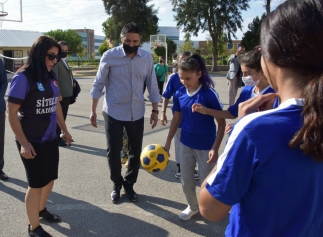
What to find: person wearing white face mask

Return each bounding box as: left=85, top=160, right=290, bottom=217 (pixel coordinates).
left=192, top=46, right=277, bottom=131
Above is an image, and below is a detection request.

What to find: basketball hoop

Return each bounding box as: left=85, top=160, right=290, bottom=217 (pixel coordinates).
left=0, top=11, right=8, bottom=17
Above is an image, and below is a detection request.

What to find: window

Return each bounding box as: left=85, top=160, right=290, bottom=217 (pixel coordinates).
left=237, top=43, right=241, bottom=48
left=227, top=43, right=233, bottom=50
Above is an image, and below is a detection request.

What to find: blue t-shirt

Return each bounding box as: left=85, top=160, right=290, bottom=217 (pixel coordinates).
left=162, top=72, right=184, bottom=113
left=173, top=85, right=223, bottom=150
left=228, top=85, right=276, bottom=118
left=8, top=70, right=60, bottom=143
left=206, top=98, right=323, bottom=237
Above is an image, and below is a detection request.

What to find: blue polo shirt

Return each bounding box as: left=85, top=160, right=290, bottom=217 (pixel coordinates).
left=206, top=98, right=323, bottom=237
left=173, top=85, right=223, bottom=150
left=228, top=85, right=276, bottom=118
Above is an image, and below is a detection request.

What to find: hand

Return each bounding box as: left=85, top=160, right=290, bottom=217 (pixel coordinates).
left=160, top=112, right=167, bottom=126
left=163, top=143, right=171, bottom=157
left=150, top=112, right=158, bottom=129
left=238, top=93, right=278, bottom=119
left=225, top=123, right=234, bottom=134
left=208, top=149, right=218, bottom=164
left=20, top=142, right=36, bottom=159
left=90, top=111, right=97, bottom=128
left=61, top=131, right=72, bottom=146
left=191, top=103, right=208, bottom=115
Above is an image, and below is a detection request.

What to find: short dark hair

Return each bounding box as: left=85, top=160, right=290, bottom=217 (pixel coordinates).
left=58, top=41, right=68, bottom=46
left=120, top=22, right=142, bottom=38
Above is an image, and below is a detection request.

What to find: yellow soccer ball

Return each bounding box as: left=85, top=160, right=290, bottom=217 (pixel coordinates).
left=140, top=144, right=169, bottom=172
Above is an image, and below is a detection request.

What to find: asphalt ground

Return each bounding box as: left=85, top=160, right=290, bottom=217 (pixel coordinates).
left=0, top=73, right=240, bottom=237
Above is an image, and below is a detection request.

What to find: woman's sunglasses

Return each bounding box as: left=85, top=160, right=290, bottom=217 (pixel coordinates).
left=47, top=54, right=61, bottom=61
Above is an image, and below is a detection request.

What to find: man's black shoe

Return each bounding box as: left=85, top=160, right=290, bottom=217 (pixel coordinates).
left=58, top=139, right=67, bottom=147
left=111, top=185, right=121, bottom=203
left=0, top=170, right=8, bottom=181
left=124, top=186, right=138, bottom=202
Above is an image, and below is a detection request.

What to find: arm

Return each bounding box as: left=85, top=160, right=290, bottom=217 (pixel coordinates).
left=0, top=60, right=8, bottom=99
left=56, top=101, right=72, bottom=145
left=208, top=117, right=226, bottom=164
left=52, top=63, right=62, bottom=96
left=90, top=98, right=99, bottom=128
left=199, top=175, right=232, bottom=222
left=164, top=111, right=181, bottom=154
left=192, top=103, right=235, bottom=119
left=7, top=102, right=36, bottom=159
left=160, top=98, right=170, bottom=125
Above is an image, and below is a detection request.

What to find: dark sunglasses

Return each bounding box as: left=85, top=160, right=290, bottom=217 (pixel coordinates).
left=46, top=54, right=61, bottom=61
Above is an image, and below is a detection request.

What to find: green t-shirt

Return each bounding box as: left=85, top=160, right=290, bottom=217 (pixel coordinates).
left=154, top=63, right=168, bottom=82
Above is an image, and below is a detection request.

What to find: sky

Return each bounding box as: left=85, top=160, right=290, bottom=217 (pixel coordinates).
left=0, top=0, right=284, bottom=41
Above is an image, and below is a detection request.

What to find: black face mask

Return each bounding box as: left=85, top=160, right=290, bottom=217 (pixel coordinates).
left=61, top=52, right=68, bottom=58
left=123, top=43, right=139, bottom=54
left=159, top=60, right=164, bottom=63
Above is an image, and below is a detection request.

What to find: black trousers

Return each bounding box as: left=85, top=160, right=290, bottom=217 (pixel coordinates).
left=56, top=96, right=70, bottom=139
left=158, top=80, right=165, bottom=95
left=102, top=112, right=144, bottom=188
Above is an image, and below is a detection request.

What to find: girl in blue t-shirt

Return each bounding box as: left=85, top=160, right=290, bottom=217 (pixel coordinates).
left=192, top=47, right=276, bottom=133
left=199, top=1, right=323, bottom=236
left=164, top=54, right=226, bottom=221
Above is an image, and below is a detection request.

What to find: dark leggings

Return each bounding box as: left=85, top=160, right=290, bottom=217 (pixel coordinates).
left=158, top=80, right=165, bottom=95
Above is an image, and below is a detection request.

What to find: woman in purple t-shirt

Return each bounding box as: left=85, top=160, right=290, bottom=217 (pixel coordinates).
left=7, top=36, right=72, bottom=237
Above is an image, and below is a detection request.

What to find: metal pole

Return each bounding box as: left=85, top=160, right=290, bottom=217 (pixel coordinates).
left=165, top=43, right=168, bottom=66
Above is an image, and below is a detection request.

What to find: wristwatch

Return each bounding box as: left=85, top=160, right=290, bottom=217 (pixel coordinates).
left=152, top=110, right=159, bottom=114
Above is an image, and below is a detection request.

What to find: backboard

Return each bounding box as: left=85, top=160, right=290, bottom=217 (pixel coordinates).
left=0, top=0, right=22, bottom=22
left=150, top=34, right=167, bottom=49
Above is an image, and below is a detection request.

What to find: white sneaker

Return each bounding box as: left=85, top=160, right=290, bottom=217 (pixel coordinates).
left=179, top=206, right=198, bottom=221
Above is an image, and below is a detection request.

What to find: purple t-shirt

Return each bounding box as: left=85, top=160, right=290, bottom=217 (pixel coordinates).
left=8, top=70, right=60, bottom=143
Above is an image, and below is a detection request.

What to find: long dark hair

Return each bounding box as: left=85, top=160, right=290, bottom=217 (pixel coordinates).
left=178, top=53, right=214, bottom=88
left=261, top=0, right=323, bottom=161
left=19, top=36, right=61, bottom=83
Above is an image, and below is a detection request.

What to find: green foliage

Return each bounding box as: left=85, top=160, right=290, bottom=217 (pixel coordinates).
left=102, top=0, right=159, bottom=43
left=171, top=0, right=250, bottom=71
left=178, top=33, right=196, bottom=52
left=153, top=38, right=177, bottom=60
left=45, top=29, right=83, bottom=55
left=240, top=14, right=266, bottom=51
left=76, top=45, right=87, bottom=59
left=98, top=40, right=110, bottom=56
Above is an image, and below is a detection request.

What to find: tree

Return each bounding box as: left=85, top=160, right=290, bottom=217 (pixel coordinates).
left=98, top=40, right=110, bottom=56
left=102, top=0, right=159, bottom=43
left=76, top=45, right=86, bottom=67
left=46, top=29, right=83, bottom=55
left=178, top=33, right=196, bottom=52
left=171, top=0, right=250, bottom=71
left=240, top=14, right=266, bottom=51
left=264, top=0, right=271, bottom=15
left=153, top=38, right=177, bottom=61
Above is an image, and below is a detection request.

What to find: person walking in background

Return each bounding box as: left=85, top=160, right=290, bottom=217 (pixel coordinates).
left=226, top=46, right=245, bottom=106
left=154, top=56, right=168, bottom=96
left=52, top=41, right=74, bottom=147
left=164, top=54, right=226, bottom=221
left=199, top=0, right=323, bottom=235
left=90, top=22, right=160, bottom=204
left=7, top=36, right=72, bottom=237
left=0, top=59, right=8, bottom=181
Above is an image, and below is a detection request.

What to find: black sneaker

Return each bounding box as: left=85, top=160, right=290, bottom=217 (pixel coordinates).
left=124, top=186, right=138, bottom=202
left=111, top=184, right=121, bottom=203
left=28, top=224, right=52, bottom=237
left=39, top=207, right=61, bottom=222
left=175, top=164, right=181, bottom=179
